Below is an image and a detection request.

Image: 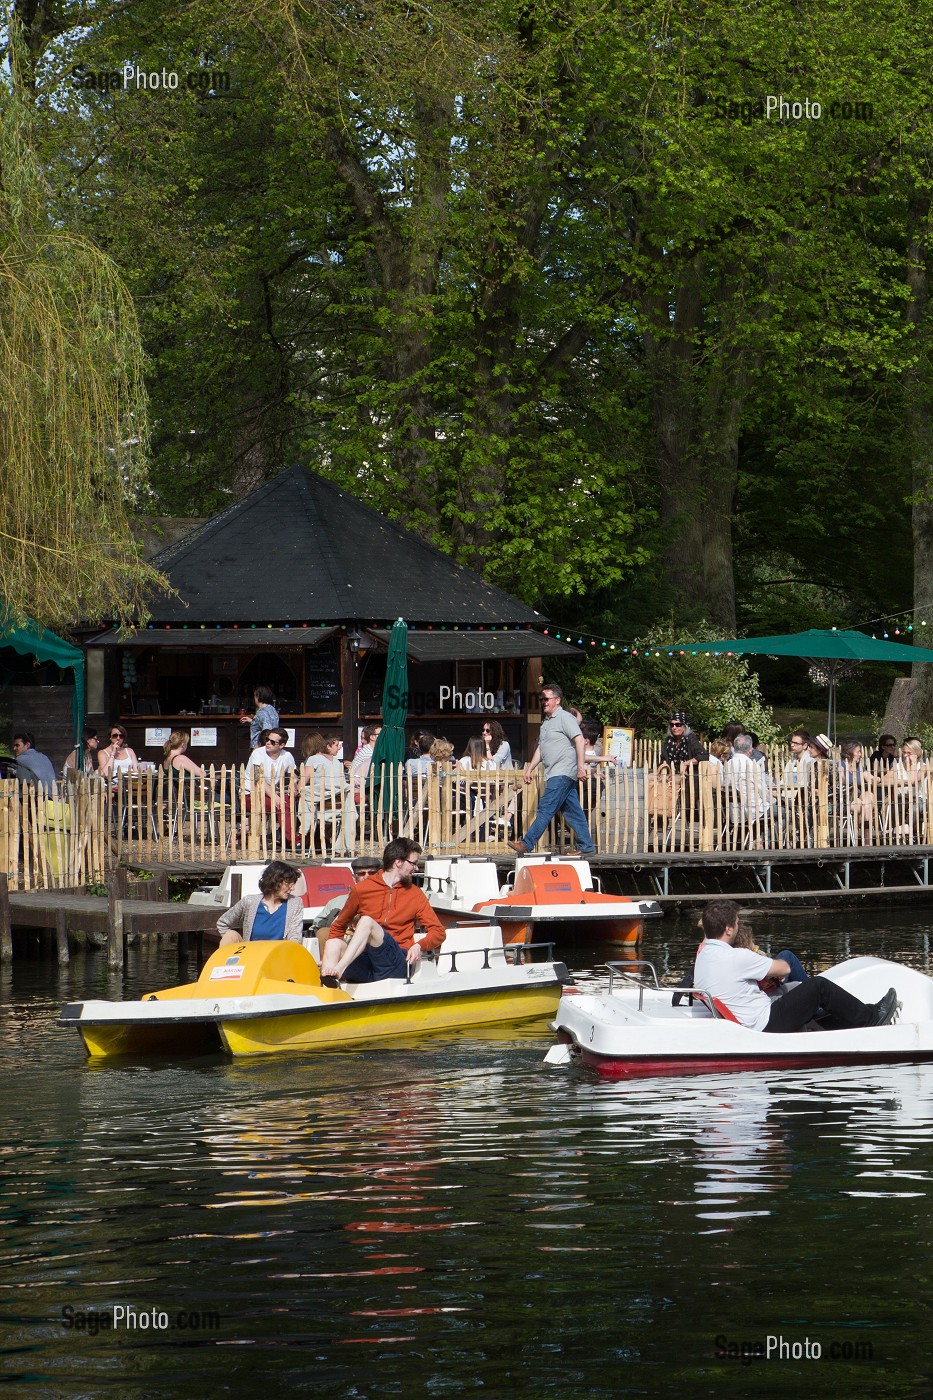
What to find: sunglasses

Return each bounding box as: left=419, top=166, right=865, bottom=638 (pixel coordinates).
left=267, top=739, right=284, bottom=746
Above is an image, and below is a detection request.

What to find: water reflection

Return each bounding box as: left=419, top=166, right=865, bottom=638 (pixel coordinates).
left=3, top=909, right=933, bottom=1390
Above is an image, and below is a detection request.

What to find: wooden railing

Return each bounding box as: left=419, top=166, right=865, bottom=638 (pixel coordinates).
left=107, top=758, right=933, bottom=861
left=1, top=756, right=928, bottom=888
left=0, top=776, right=109, bottom=891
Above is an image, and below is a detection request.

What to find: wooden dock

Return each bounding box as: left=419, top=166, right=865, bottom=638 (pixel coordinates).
left=0, top=869, right=230, bottom=970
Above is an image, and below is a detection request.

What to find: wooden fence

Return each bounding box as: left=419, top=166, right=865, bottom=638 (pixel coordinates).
left=0, top=777, right=110, bottom=891
left=1, top=755, right=930, bottom=889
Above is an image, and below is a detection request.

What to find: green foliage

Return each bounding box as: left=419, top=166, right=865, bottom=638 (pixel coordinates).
left=568, top=621, right=780, bottom=742
left=0, top=19, right=167, bottom=629
left=8, top=0, right=933, bottom=655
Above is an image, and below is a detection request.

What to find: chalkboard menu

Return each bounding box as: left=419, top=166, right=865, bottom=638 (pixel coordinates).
left=305, top=638, right=342, bottom=711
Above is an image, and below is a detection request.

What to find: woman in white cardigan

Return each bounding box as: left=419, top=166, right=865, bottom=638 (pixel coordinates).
left=217, top=861, right=305, bottom=946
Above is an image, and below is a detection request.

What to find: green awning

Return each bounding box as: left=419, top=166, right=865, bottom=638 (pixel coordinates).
left=682, top=628, right=933, bottom=663
left=1, top=615, right=85, bottom=745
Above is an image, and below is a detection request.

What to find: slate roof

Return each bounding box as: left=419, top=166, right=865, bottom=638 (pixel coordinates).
left=147, top=467, right=545, bottom=627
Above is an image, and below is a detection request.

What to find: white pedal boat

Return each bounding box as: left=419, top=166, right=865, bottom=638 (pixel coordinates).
left=60, top=923, right=572, bottom=1059
left=425, top=855, right=661, bottom=945
left=545, top=956, right=933, bottom=1079
left=188, top=860, right=357, bottom=939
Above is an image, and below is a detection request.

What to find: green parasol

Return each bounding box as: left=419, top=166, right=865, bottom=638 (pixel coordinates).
left=682, top=628, right=933, bottom=738
left=370, top=618, right=409, bottom=814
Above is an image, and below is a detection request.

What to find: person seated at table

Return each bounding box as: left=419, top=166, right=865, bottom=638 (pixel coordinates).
left=581, top=721, right=615, bottom=766
left=869, top=733, right=899, bottom=771
left=481, top=719, right=514, bottom=770
left=217, top=860, right=304, bottom=946
left=299, top=732, right=346, bottom=841
left=405, top=733, right=435, bottom=778
left=694, top=898, right=898, bottom=1032
left=12, top=731, right=57, bottom=788
left=458, top=736, right=489, bottom=771
left=300, top=731, right=344, bottom=798
left=806, top=732, right=832, bottom=762
left=781, top=729, right=813, bottom=786
left=659, top=712, right=709, bottom=771
left=351, top=723, right=381, bottom=799
left=429, top=738, right=456, bottom=769
left=724, top=734, right=772, bottom=845
left=162, top=730, right=205, bottom=776
left=244, top=727, right=296, bottom=844
left=837, top=739, right=873, bottom=838
left=320, top=838, right=446, bottom=984
left=63, top=729, right=99, bottom=780
left=97, top=725, right=139, bottom=781
left=884, top=736, right=927, bottom=838
left=747, top=732, right=768, bottom=767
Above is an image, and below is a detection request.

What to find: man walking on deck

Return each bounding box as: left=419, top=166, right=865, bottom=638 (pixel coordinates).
left=508, top=684, right=596, bottom=856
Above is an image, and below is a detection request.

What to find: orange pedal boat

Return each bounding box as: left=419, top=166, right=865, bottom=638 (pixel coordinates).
left=425, top=855, right=662, bottom=946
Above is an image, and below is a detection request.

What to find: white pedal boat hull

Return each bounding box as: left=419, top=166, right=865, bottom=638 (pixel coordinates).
left=547, top=957, right=933, bottom=1078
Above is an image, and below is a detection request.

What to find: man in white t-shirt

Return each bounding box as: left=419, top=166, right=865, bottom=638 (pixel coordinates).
left=694, top=899, right=898, bottom=1032
left=244, top=727, right=297, bottom=844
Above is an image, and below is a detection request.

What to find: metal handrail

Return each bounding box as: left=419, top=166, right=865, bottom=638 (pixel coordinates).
left=606, top=959, right=661, bottom=994
left=437, top=939, right=557, bottom=973
left=606, top=961, right=727, bottom=1018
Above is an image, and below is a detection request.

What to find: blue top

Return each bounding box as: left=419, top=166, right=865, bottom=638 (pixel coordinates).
left=17, top=748, right=58, bottom=789
left=250, top=703, right=280, bottom=748
left=249, top=900, right=289, bottom=941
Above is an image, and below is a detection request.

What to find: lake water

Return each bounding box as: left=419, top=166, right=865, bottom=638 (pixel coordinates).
left=3, top=908, right=933, bottom=1397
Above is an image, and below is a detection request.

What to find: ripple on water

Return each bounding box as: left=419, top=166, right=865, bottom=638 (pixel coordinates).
left=3, top=918, right=933, bottom=1392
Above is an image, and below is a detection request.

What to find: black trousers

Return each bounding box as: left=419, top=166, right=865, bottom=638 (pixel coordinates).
left=763, top=975, right=873, bottom=1034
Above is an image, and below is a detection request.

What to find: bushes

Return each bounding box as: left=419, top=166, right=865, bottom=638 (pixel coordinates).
left=568, top=621, right=780, bottom=741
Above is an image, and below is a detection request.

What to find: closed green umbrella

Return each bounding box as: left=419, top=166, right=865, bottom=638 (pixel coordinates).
left=370, top=618, right=409, bottom=814
left=682, top=628, right=933, bottom=737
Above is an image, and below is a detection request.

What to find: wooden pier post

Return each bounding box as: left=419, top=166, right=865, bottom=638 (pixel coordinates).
left=108, top=867, right=126, bottom=970
left=55, top=908, right=70, bottom=966
left=0, top=873, right=12, bottom=962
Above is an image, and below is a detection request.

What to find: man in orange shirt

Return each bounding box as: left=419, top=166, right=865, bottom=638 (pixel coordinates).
left=320, top=837, right=446, bottom=983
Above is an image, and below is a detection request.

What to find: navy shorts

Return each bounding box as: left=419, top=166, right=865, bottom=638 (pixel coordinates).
left=342, top=932, right=408, bottom=983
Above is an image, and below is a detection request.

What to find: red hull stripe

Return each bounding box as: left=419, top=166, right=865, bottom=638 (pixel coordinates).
left=578, top=1049, right=933, bottom=1079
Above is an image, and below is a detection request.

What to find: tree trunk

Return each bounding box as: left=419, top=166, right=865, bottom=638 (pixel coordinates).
left=904, top=196, right=933, bottom=727
left=643, top=257, right=742, bottom=631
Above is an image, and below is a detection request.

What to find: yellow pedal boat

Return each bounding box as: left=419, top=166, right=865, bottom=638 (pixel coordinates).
left=59, top=928, right=572, bottom=1059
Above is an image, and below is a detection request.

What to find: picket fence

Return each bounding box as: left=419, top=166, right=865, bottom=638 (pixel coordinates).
left=1, top=755, right=929, bottom=890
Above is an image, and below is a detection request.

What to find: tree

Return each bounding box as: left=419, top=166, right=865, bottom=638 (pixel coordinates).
left=0, top=17, right=165, bottom=629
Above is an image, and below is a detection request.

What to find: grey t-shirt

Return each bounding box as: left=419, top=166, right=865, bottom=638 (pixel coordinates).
left=538, top=707, right=583, bottom=781
left=309, top=893, right=349, bottom=934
